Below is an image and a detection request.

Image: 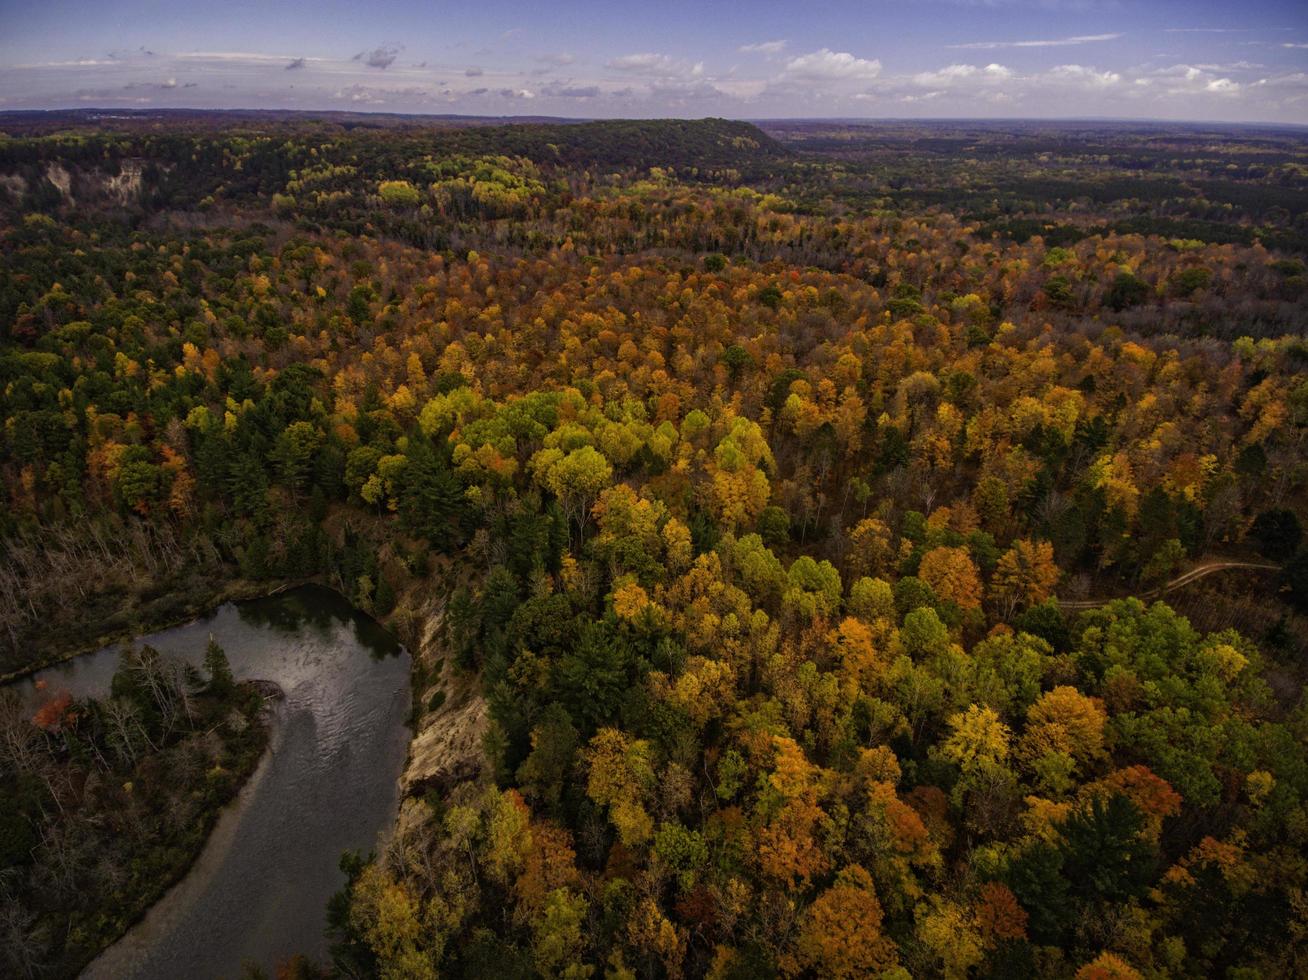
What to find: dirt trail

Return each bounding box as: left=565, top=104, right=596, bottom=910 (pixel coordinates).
left=1058, top=560, right=1280, bottom=611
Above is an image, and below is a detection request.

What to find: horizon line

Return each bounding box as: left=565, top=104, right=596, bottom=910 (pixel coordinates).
left=3, top=105, right=1307, bottom=131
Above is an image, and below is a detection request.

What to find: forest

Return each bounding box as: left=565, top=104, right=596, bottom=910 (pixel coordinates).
left=1, top=112, right=1307, bottom=978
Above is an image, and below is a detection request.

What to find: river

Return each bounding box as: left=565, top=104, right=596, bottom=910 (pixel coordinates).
left=16, top=585, right=412, bottom=979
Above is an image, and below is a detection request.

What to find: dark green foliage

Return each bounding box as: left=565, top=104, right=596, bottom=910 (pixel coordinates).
left=373, top=574, right=396, bottom=616
left=720, top=344, right=752, bottom=379
left=326, top=850, right=377, bottom=978
left=1013, top=600, right=1070, bottom=652
left=204, top=638, right=235, bottom=697
left=1282, top=550, right=1308, bottom=613
left=1171, top=266, right=1212, bottom=296
left=552, top=620, right=639, bottom=734
left=757, top=505, right=791, bottom=548
left=1006, top=843, right=1071, bottom=944
left=1249, top=509, right=1302, bottom=561
left=515, top=702, right=579, bottom=814
left=1058, top=795, right=1156, bottom=905
left=1106, top=271, right=1150, bottom=310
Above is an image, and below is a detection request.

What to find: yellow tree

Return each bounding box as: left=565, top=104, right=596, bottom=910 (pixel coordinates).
left=534, top=445, right=613, bottom=543
left=1020, top=686, right=1107, bottom=771
left=829, top=616, right=883, bottom=685
left=917, top=898, right=985, bottom=979
left=348, top=865, right=439, bottom=980
left=990, top=538, right=1061, bottom=617
left=585, top=728, right=657, bottom=846
left=757, top=737, right=831, bottom=889
left=919, top=545, right=983, bottom=612
left=707, top=417, right=774, bottom=530
left=531, top=888, right=592, bottom=979
left=627, top=897, right=688, bottom=980
left=943, top=705, right=1011, bottom=772
left=788, top=864, right=899, bottom=978
left=846, top=517, right=894, bottom=579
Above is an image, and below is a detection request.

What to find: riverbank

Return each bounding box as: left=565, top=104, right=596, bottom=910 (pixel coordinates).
left=4, top=552, right=488, bottom=974
left=4, top=554, right=489, bottom=811
left=7, top=587, right=414, bottom=978
left=0, top=570, right=308, bottom=685
left=82, top=680, right=285, bottom=980
left=4, top=665, right=273, bottom=978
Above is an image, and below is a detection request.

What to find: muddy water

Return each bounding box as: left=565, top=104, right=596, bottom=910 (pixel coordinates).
left=20, top=585, right=411, bottom=979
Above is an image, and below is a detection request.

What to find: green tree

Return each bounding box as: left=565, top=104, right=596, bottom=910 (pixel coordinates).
left=400, top=440, right=467, bottom=550
left=204, top=638, right=235, bottom=697
left=553, top=621, right=634, bottom=733
left=378, top=180, right=422, bottom=207
left=537, top=445, right=612, bottom=544
left=1059, top=795, right=1156, bottom=906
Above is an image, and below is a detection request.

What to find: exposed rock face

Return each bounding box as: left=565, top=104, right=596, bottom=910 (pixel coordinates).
left=0, top=173, right=26, bottom=199
left=0, top=159, right=149, bottom=209
left=103, top=159, right=145, bottom=205
left=403, top=679, right=489, bottom=794
left=45, top=162, right=73, bottom=203
left=397, top=588, right=489, bottom=800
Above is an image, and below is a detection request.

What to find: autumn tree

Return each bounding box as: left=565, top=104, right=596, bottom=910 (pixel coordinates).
left=789, top=864, right=899, bottom=978
left=919, top=545, right=982, bottom=612
left=991, top=538, right=1061, bottom=617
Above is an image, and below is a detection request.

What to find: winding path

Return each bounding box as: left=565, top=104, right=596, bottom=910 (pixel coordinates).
left=1057, top=560, right=1281, bottom=611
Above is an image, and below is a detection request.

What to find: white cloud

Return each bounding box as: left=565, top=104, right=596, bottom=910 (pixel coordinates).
left=1186, top=62, right=1263, bottom=72
left=896, top=90, right=945, bottom=104
left=3, top=28, right=1305, bottom=122
left=648, top=78, right=726, bottom=101
left=607, top=52, right=695, bottom=76
left=333, top=83, right=430, bottom=104
left=948, top=33, right=1122, bottom=50
left=783, top=48, right=882, bottom=82
left=740, top=40, right=787, bottom=55
left=913, top=63, right=1011, bottom=87
left=177, top=51, right=308, bottom=63
left=1045, top=64, right=1122, bottom=87
left=12, top=59, right=118, bottom=68
left=1148, top=64, right=1247, bottom=98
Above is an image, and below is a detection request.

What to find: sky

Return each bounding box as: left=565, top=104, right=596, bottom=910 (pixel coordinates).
left=1, top=0, right=1306, bottom=123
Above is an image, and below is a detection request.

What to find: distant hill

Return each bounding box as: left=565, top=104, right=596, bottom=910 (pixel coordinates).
left=0, top=115, right=785, bottom=218
left=429, top=118, right=786, bottom=170
left=0, top=111, right=784, bottom=171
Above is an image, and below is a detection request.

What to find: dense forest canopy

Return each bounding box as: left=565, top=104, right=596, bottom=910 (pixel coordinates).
left=2, top=114, right=1308, bottom=978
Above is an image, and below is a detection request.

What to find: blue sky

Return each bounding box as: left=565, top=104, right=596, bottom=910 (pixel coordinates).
left=1, top=0, right=1306, bottom=122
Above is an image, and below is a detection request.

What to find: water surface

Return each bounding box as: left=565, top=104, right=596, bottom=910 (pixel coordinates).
left=20, top=585, right=411, bottom=980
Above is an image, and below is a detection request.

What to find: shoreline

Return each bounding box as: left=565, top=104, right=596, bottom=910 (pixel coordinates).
left=11, top=568, right=485, bottom=975
left=23, top=583, right=421, bottom=977
left=81, top=691, right=286, bottom=979
left=0, top=576, right=308, bottom=686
